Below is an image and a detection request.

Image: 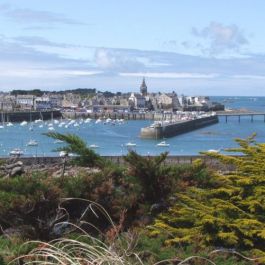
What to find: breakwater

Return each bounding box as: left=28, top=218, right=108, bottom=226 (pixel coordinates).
left=0, top=155, right=233, bottom=171
left=0, top=155, right=225, bottom=166
left=0, top=110, right=62, bottom=123
left=64, top=111, right=212, bottom=121
left=140, top=115, right=219, bottom=139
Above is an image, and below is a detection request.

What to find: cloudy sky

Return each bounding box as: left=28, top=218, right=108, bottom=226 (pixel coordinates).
left=0, top=0, right=265, bottom=95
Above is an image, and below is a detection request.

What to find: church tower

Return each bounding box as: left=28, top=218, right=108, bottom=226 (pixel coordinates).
left=140, top=77, right=147, bottom=96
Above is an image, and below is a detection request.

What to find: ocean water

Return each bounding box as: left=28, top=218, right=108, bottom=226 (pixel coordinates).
left=1, top=96, right=265, bottom=157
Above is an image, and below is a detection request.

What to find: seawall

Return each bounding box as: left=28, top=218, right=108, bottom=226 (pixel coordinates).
left=0, top=155, right=233, bottom=171
left=0, top=110, right=62, bottom=123
left=140, top=115, right=219, bottom=139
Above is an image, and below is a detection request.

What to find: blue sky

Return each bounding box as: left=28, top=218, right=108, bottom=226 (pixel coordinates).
left=0, top=0, right=265, bottom=95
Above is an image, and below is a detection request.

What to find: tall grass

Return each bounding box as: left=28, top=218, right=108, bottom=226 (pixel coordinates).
left=9, top=199, right=262, bottom=265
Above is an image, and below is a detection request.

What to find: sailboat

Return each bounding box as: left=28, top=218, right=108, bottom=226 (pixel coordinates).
left=157, top=141, right=170, bottom=147
left=29, top=110, right=33, bottom=131
left=27, top=139, right=38, bottom=146
left=0, top=112, right=4, bottom=129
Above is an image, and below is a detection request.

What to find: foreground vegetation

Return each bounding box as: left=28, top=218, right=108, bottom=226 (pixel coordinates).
left=0, top=133, right=264, bottom=264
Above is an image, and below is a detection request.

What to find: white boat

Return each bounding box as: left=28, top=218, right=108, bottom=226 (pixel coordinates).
left=6, top=122, right=13, bottom=127
left=59, top=151, right=67, bottom=157
left=207, top=149, right=220, bottom=153
left=0, top=125, right=4, bottom=129
left=126, top=142, right=137, bottom=147
left=27, top=139, right=38, bottom=146
left=84, top=118, right=92, bottom=123
left=54, top=140, right=64, bottom=144
left=59, top=151, right=75, bottom=157
left=9, top=148, right=24, bottom=156
left=157, top=141, right=170, bottom=147
left=34, top=119, right=42, bottom=123
left=89, top=144, right=99, bottom=148
left=48, top=127, right=55, bottom=131
left=20, top=121, right=28, bottom=126
left=95, top=118, right=102, bottom=124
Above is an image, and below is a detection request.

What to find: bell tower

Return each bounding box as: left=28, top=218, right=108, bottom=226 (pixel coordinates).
left=140, top=77, right=147, bottom=96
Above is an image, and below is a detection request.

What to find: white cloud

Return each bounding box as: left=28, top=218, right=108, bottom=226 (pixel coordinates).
left=94, top=48, right=146, bottom=72
left=233, top=74, right=265, bottom=80
left=0, top=67, right=102, bottom=78
left=192, top=22, right=248, bottom=55
left=120, top=72, right=218, bottom=79
left=0, top=4, right=84, bottom=25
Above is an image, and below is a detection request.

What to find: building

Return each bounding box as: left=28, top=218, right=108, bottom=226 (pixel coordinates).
left=0, top=95, right=16, bottom=111
left=155, top=93, right=173, bottom=110
left=166, top=92, right=181, bottom=111
left=140, top=77, right=148, bottom=96
left=48, top=94, right=63, bottom=108
left=128, top=93, right=146, bottom=109
left=16, top=95, right=35, bottom=110
left=35, top=96, right=52, bottom=110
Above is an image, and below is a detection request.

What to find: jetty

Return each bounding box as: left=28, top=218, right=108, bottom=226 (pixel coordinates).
left=217, top=111, right=265, bottom=122
left=140, top=114, right=218, bottom=139
left=0, top=110, right=61, bottom=123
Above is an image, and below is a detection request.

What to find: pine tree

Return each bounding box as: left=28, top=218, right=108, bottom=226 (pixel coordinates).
left=150, top=135, right=265, bottom=258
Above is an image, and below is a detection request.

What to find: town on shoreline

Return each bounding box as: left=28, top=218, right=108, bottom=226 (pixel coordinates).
left=0, top=79, right=224, bottom=116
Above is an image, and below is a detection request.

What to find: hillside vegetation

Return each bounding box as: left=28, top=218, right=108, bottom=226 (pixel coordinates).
left=0, top=133, right=263, bottom=264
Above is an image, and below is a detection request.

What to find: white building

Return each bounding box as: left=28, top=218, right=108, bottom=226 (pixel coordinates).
left=35, top=97, right=52, bottom=110
left=16, top=95, right=35, bottom=110
left=128, top=93, right=146, bottom=109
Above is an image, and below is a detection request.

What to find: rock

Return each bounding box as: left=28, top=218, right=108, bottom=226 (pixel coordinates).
left=10, top=166, right=24, bottom=177
left=4, top=225, right=36, bottom=238
left=5, top=161, right=23, bottom=170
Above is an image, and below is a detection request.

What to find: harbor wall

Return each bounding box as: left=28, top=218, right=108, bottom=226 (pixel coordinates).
left=0, top=155, right=233, bottom=171
left=140, top=115, right=219, bottom=139
left=63, top=112, right=201, bottom=121
left=0, top=110, right=62, bottom=123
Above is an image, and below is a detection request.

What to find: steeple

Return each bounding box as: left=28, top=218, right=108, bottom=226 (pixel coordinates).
left=140, top=77, right=147, bottom=96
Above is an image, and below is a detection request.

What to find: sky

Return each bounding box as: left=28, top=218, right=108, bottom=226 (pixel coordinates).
left=0, top=0, right=265, bottom=95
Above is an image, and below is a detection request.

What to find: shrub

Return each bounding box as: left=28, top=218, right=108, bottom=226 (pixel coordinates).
left=150, top=135, right=265, bottom=259
left=124, top=151, right=175, bottom=203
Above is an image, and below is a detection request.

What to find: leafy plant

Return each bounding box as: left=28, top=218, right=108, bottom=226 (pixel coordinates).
left=124, top=151, right=174, bottom=203
left=44, top=132, right=103, bottom=167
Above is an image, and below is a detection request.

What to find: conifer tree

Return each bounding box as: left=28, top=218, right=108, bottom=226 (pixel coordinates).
left=150, top=135, right=265, bottom=258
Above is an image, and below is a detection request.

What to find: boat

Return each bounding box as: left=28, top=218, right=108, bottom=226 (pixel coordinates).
left=59, top=151, right=67, bottom=157
left=20, top=121, right=28, bottom=126
left=126, top=142, right=137, bottom=147
left=207, top=149, right=220, bottom=153
left=54, top=140, right=64, bottom=144
left=59, top=151, right=74, bottom=157
left=9, top=148, right=24, bottom=156
left=89, top=144, right=99, bottom=148
left=84, top=118, right=92, bottom=123
left=27, top=139, right=38, bottom=146
left=157, top=141, right=170, bottom=147
left=6, top=122, right=13, bottom=127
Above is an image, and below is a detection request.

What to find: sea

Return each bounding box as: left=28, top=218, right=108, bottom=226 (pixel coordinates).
left=1, top=96, right=265, bottom=157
